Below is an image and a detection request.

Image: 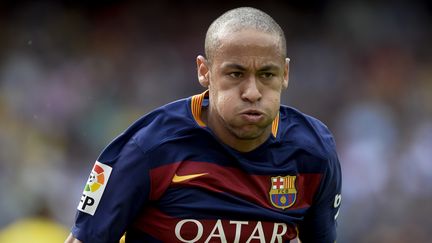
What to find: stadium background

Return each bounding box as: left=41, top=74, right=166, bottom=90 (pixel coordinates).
left=0, top=0, right=431, bottom=242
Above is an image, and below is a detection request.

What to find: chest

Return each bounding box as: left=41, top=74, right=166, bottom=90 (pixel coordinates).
left=132, top=144, right=324, bottom=242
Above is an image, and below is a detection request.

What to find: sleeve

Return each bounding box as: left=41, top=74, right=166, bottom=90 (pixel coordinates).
left=71, top=137, right=151, bottom=243
left=298, top=142, right=342, bottom=243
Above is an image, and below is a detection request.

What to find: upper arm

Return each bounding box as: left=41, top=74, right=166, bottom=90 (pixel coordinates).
left=70, top=138, right=152, bottom=243
left=298, top=150, right=342, bottom=242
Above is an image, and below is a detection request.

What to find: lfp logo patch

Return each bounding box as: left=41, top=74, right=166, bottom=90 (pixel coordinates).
left=269, top=175, right=297, bottom=210
left=78, top=161, right=112, bottom=215
left=85, top=164, right=106, bottom=192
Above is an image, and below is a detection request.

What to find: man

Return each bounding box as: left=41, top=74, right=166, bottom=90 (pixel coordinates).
left=66, top=7, right=342, bottom=243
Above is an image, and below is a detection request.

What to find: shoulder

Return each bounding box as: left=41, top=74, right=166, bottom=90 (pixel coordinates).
left=278, top=105, right=338, bottom=161
left=97, top=97, right=198, bottom=162
left=278, top=106, right=341, bottom=205
left=132, top=98, right=199, bottom=149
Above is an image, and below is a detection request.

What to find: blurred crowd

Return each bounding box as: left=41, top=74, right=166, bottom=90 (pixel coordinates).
left=0, top=0, right=431, bottom=242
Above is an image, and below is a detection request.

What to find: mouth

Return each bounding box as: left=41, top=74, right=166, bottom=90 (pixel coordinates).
left=240, top=110, right=264, bottom=123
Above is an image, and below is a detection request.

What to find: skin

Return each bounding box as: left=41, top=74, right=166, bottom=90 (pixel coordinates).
left=65, top=28, right=289, bottom=243
left=65, top=233, right=81, bottom=243
left=198, top=28, right=289, bottom=152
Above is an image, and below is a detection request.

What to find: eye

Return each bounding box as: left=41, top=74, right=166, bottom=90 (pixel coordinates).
left=229, top=72, right=243, bottom=78
left=260, top=72, right=275, bottom=79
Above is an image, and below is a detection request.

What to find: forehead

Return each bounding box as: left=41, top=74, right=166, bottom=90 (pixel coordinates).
left=212, top=29, right=284, bottom=65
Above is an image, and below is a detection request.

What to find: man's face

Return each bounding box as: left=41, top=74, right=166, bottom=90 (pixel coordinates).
left=205, top=29, right=289, bottom=142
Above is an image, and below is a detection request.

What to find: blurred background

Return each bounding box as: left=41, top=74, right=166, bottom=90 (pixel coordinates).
left=0, top=0, right=431, bottom=242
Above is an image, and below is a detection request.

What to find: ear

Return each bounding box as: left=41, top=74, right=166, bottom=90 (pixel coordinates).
left=282, top=57, right=290, bottom=89
left=197, top=55, right=210, bottom=88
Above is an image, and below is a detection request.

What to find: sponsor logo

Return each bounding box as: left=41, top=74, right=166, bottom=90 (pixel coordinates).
left=269, top=175, right=297, bottom=209
left=77, top=161, right=112, bottom=215
left=174, top=219, right=292, bottom=243
left=172, top=173, right=208, bottom=183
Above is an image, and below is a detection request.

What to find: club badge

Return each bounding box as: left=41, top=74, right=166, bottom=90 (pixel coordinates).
left=269, top=175, right=297, bottom=210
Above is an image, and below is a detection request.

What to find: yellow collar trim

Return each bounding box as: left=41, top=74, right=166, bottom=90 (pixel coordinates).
left=190, top=90, right=280, bottom=137
left=271, top=112, right=279, bottom=138
left=191, top=90, right=208, bottom=127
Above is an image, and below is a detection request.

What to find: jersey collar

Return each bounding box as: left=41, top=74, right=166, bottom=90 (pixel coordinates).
left=190, top=90, right=280, bottom=138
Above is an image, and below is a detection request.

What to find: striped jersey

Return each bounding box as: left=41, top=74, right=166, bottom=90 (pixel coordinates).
left=71, top=91, right=342, bottom=243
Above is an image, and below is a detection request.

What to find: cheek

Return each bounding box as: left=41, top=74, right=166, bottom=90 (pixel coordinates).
left=216, top=93, right=236, bottom=115
left=263, top=91, right=282, bottom=115
left=209, top=87, right=237, bottom=117
left=271, top=97, right=281, bottom=113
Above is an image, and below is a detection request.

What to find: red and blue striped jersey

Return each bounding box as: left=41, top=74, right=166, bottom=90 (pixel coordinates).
left=71, top=91, right=342, bottom=243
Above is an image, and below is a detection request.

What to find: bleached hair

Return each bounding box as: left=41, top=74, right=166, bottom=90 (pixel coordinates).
left=204, top=7, right=286, bottom=62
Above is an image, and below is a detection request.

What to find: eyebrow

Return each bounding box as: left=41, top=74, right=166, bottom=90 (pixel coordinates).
left=221, top=63, right=247, bottom=71
left=221, top=63, right=281, bottom=71
left=258, top=64, right=280, bottom=71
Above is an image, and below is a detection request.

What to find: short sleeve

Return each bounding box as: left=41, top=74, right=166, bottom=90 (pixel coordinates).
left=71, top=137, right=151, bottom=243
left=298, top=145, right=342, bottom=243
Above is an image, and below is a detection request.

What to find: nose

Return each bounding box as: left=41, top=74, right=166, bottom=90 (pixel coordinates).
left=241, top=76, right=262, bottom=103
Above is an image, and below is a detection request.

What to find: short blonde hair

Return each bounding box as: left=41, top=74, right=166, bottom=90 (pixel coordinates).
left=204, top=7, right=286, bottom=62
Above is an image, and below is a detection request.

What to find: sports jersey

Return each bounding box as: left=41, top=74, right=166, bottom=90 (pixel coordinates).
left=71, top=90, right=342, bottom=243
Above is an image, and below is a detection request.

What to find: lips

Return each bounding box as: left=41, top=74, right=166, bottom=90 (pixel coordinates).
left=240, top=109, right=264, bottom=123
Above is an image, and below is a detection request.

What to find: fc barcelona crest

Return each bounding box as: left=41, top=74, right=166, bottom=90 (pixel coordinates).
left=269, top=175, right=297, bottom=209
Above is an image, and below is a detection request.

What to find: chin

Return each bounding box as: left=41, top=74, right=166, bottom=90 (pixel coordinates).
left=231, top=127, right=266, bottom=140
